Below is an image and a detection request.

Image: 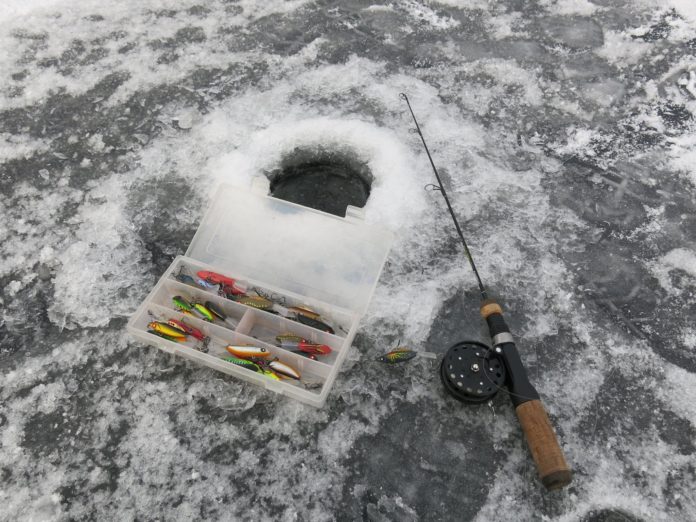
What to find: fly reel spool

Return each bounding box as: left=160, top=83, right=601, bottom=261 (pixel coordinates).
left=439, top=341, right=506, bottom=403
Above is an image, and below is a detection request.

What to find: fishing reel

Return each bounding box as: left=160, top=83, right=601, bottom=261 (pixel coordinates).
left=439, top=341, right=506, bottom=403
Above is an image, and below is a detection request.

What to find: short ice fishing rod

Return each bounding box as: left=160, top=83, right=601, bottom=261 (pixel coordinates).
left=400, top=93, right=572, bottom=491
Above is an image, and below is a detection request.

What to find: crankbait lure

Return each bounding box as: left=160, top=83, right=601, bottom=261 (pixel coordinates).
left=226, top=345, right=270, bottom=359
left=204, top=301, right=228, bottom=321
left=196, top=278, right=219, bottom=289
left=288, top=305, right=321, bottom=320
left=148, top=321, right=187, bottom=340
left=276, top=333, right=306, bottom=344
left=192, top=303, right=214, bottom=322
left=197, top=270, right=236, bottom=287
left=261, top=369, right=281, bottom=381
left=268, top=360, right=301, bottom=380
left=291, top=350, right=317, bottom=360
left=376, top=348, right=417, bottom=364
left=167, top=319, right=206, bottom=341
left=172, top=295, right=194, bottom=314
left=224, top=357, right=262, bottom=373
left=234, top=295, right=273, bottom=310
left=294, top=314, right=334, bottom=334
left=175, top=273, right=198, bottom=286
left=196, top=270, right=246, bottom=296
left=279, top=340, right=331, bottom=355
left=149, top=329, right=185, bottom=343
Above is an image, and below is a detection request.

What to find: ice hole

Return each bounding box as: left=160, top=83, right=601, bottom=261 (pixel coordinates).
left=267, top=148, right=373, bottom=217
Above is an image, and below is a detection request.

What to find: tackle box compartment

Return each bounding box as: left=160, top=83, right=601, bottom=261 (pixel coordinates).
left=127, top=179, right=394, bottom=407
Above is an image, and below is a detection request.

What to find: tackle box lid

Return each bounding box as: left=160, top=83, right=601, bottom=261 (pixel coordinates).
left=185, top=181, right=394, bottom=315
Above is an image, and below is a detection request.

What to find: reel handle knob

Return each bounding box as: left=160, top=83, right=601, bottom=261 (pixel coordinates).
left=481, top=299, right=572, bottom=491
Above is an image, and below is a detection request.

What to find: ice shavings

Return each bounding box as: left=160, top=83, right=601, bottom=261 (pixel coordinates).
left=48, top=176, right=149, bottom=329
left=649, top=248, right=696, bottom=295
left=401, top=0, right=460, bottom=31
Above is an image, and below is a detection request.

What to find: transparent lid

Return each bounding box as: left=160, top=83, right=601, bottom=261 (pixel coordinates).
left=186, top=183, right=394, bottom=315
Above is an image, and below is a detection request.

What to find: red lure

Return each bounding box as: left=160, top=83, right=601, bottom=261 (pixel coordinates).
left=196, top=271, right=246, bottom=295
left=167, top=319, right=206, bottom=341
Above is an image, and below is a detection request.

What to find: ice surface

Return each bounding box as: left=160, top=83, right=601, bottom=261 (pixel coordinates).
left=1, top=0, right=696, bottom=520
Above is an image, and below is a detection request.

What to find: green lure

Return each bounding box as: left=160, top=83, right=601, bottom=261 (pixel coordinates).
left=172, top=295, right=193, bottom=313
left=225, top=357, right=262, bottom=373
left=376, top=348, right=417, bottom=364
left=192, top=303, right=214, bottom=322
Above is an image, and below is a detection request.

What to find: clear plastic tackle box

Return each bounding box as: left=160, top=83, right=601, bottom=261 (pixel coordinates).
left=127, top=179, right=394, bottom=407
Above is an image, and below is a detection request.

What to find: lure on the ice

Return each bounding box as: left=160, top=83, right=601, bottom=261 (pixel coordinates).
left=401, top=92, right=571, bottom=491
left=375, top=348, right=417, bottom=364
left=148, top=321, right=187, bottom=340
left=268, top=360, right=301, bottom=380
left=226, top=345, right=270, bottom=359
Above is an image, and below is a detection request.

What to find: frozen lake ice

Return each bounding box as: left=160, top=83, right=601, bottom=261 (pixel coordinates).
left=1, top=0, right=696, bottom=520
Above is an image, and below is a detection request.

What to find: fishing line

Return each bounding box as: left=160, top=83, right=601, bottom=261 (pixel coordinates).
left=399, top=92, right=487, bottom=301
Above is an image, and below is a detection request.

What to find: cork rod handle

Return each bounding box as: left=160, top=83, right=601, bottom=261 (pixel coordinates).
left=516, top=399, right=572, bottom=490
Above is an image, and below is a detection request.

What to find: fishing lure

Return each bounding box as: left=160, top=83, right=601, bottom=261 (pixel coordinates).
left=192, top=303, right=214, bottom=322
left=276, top=333, right=306, bottom=344
left=375, top=348, right=417, bottom=364
left=224, top=357, right=262, bottom=373
left=197, top=270, right=236, bottom=287
left=234, top=295, right=273, bottom=310
left=291, top=350, right=317, bottom=360
left=149, top=329, right=185, bottom=343
left=268, top=360, right=301, bottom=380
left=261, top=369, right=281, bottom=381
left=196, top=278, right=219, bottom=290
left=172, top=295, right=194, bottom=314
left=175, top=273, right=198, bottom=286
left=226, top=345, right=270, bottom=359
left=167, top=319, right=206, bottom=342
left=294, top=314, right=335, bottom=334
left=288, top=305, right=321, bottom=320
left=279, top=340, right=331, bottom=355
left=204, top=301, right=228, bottom=321
left=148, top=321, right=187, bottom=340
left=197, top=271, right=246, bottom=296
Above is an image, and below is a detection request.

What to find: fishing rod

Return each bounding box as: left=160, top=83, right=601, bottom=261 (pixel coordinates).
left=400, top=93, right=572, bottom=491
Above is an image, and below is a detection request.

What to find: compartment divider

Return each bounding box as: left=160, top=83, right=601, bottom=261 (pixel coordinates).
left=235, top=309, right=256, bottom=336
